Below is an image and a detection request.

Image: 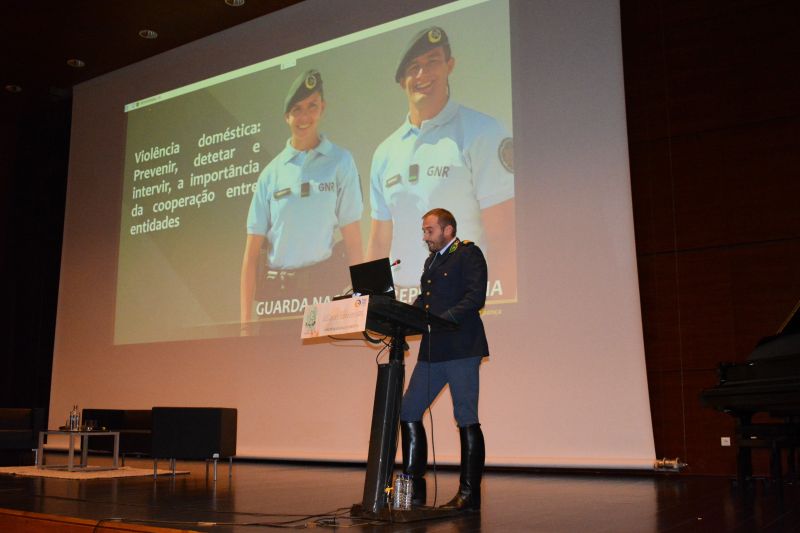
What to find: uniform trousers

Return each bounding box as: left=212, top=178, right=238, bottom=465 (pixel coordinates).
left=400, top=356, right=482, bottom=427
left=255, top=240, right=348, bottom=300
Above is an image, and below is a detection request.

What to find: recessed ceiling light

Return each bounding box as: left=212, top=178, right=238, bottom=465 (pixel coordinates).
left=67, top=58, right=86, bottom=68
left=225, top=0, right=246, bottom=6
left=138, top=29, right=158, bottom=39
left=4, top=84, right=23, bottom=93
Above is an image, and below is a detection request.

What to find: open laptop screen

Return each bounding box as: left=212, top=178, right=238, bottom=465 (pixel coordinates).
left=349, top=258, right=396, bottom=299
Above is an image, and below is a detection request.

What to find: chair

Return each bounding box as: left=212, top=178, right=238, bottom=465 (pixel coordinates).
left=0, top=408, right=46, bottom=466
left=151, top=407, right=237, bottom=480
left=81, top=408, right=152, bottom=465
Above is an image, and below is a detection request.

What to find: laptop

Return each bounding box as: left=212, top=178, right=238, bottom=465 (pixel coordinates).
left=349, top=258, right=396, bottom=299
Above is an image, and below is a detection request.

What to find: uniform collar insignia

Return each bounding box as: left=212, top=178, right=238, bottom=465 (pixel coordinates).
left=448, top=239, right=460, bottom=254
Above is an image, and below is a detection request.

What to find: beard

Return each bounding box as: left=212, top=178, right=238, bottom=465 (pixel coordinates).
left=425, top=236, right=446, bottom=252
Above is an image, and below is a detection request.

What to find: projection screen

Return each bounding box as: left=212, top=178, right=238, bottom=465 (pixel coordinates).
left=51, top=0, right=655, bottom=468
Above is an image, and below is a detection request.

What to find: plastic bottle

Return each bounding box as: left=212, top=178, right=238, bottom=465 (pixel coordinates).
left=70, top=405, right=80, bottom=430
left=392, top=474, right=406, bottom=509
left=403, top=474, right=414, bottom=509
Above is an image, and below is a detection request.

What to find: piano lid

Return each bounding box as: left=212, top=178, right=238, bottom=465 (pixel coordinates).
left=750, top=298, right=800, bottom=361
left=778, top=298, right=800, bottom=335
left=700, top=298, right=800, bottom=418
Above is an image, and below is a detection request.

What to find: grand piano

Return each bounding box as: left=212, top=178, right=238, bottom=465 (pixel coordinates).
left=700, top=301, right=800, bottom=485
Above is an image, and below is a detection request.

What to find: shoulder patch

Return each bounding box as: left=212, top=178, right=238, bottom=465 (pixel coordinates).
left=461, top=240, right=474, bottom=246
left=498, top=137, right=513, bottom=173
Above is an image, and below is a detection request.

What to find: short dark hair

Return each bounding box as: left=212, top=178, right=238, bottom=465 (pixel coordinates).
left=423, top=207, right=457, bottom=235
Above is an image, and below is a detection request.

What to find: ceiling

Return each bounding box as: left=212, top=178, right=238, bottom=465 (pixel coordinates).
left=1, top=0, right=306, bottom=118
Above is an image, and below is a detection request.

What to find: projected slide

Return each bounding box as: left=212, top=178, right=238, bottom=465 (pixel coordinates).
left=116, top=0, right=514, bottom=344
left=59, top=0, right=654, bottom=468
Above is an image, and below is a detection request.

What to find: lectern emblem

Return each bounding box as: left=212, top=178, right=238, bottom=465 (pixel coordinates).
left=304, top=305, right=317, bottom=329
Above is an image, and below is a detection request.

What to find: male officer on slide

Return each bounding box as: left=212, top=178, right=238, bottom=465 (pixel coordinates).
left=366, top=26, right=515, bottom=296
left=400, top=208, right=488, bottom=511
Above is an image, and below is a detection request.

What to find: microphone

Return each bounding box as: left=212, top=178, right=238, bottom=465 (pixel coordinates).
left=390, top=259, right=401, bottom=267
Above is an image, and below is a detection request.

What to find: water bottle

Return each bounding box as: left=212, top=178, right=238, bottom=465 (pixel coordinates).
left=392, top=474, right=407, bottom=509
left=70, top=405, right=80, bottom=430
left=403, top=474, right=414, bottom=509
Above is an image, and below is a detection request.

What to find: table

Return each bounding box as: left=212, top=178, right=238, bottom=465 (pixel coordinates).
left=37, top=429, right=120, bottom=472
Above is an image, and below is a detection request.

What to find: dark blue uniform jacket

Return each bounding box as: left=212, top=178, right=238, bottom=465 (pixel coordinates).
left=413, top=239, right=489, bottom=362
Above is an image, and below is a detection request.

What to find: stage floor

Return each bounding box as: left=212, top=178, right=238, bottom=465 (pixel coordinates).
left=1, top=456, right=800, bottom=532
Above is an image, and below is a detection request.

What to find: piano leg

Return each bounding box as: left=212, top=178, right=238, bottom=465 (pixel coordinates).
left=769, top=440, right=783, bottom=486
left=735, top=414, right=753, bottom=487
left=789, top=417, right=800, bottom=482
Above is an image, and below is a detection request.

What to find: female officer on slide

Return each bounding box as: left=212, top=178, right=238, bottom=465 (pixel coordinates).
left=240, top=70, right=363, bottom=334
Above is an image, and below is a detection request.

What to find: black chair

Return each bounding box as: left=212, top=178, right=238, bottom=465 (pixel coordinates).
left=81, top=408, right=152, bottom=465
left=151, top=407, right=237, bottom=480
left=0, top=408, right=46, bottom=466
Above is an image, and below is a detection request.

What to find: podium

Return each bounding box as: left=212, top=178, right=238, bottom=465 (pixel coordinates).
left=349, top=295, right=459, bottom=522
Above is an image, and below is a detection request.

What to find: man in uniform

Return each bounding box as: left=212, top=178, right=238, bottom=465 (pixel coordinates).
left=400, top=208, right=488, bottom=512
left=240, top=70, right=363, bottom=333
left=366, top=26, right=515, bottom=300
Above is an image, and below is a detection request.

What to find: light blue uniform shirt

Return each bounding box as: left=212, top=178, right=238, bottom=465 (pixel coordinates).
left=370, top=99, right=514, bottom=286
left=247, top=135, right=363, bottom=270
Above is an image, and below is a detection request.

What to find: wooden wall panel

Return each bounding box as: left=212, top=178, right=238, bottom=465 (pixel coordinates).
left=647, top=368, right=737, bottom=475
left=641, top=242, right=800, bottom=474
left=670, top=119, right=800, bottom=250
left=681, top=370, right=737, bottom=475
left=671, top=248, right=737, bottom=370
left=629, top=139, right=675, bottom=254
left=659, top=1, right=800, bottom=136
left=728, top=241, right=800, bottom=354
left=619, top=1, right=670, bottom=143
left=623, top=0, right=800, bottom=476
left=637, top=254, right=681, bottom=373
left=630, top=117, right=800, bottom=254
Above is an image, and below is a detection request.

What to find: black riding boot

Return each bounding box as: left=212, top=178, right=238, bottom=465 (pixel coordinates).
left=442, top=423, right=484, bottom=511
left=400, top=420, right=427, bottom=507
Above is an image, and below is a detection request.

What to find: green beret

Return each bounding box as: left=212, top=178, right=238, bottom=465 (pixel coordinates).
left=395, top=26, right=450, bottom=82
left=284, top=70, right=323, bottom=113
